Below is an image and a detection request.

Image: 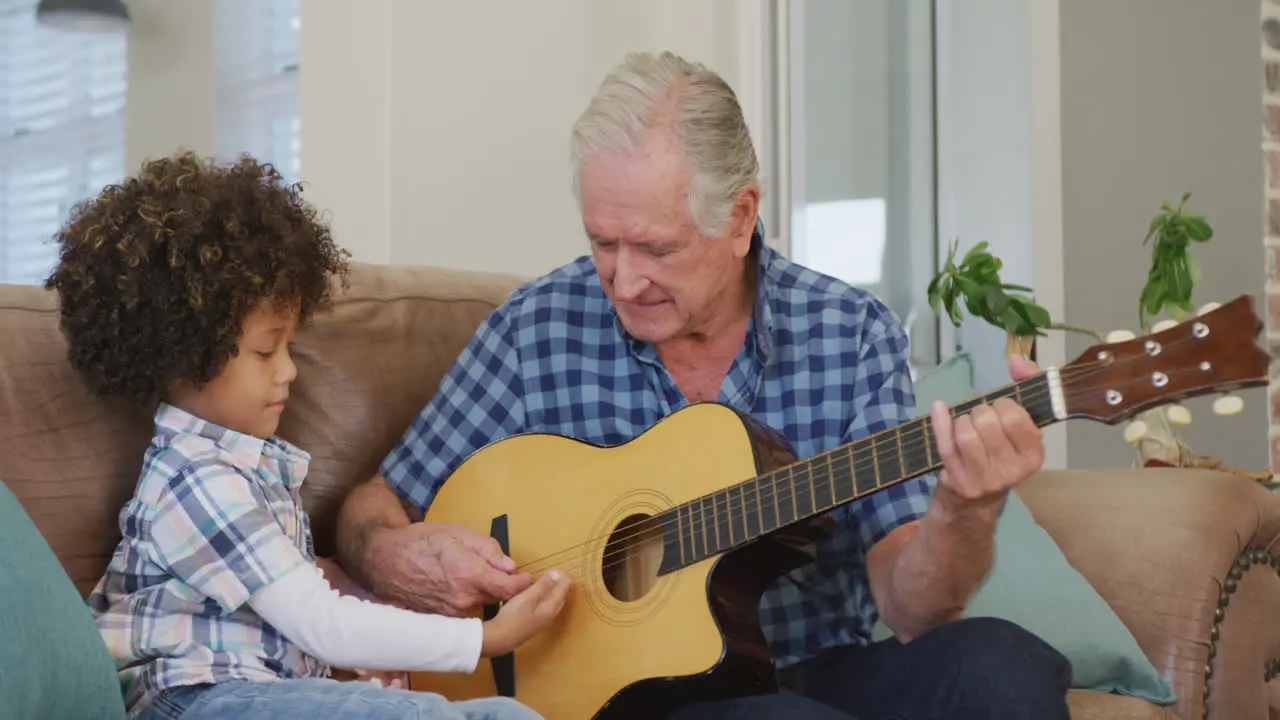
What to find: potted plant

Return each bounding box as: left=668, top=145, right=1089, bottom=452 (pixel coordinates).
left=927, top=194, right=1259, bottom=476
left=925, top=239, right=1102, bottom=361
left=1136, top=191, right=1214, bottom=331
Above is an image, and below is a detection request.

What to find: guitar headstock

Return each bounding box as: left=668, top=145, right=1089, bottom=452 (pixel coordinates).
left=1058, top=295, right=1270, bottom=424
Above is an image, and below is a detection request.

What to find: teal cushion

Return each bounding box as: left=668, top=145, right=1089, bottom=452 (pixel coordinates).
left=871, top=491, right=1176, bottom=703
left=912, top=350, right=977, bottom=414
left=0, top=480, right=127, bottom=719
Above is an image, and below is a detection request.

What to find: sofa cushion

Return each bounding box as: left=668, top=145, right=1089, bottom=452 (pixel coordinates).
left=0, top=263, right=526, bottom=594
left=0, top=283, right=154, bottom=597
left=872, top=491, right=1176, bottom=703
left=900, top=354, right=1175, bottom=702
left=1066, top=689, right=1172, bottom=719
left=0, top=479, right=126, bottom=718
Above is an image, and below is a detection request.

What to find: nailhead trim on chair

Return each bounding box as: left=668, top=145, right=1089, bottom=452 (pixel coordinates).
left=1204, top=547, right=1280, bottom=719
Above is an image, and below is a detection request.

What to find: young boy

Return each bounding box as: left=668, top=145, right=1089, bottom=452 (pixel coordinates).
left=45, top=152, right=570, bottom=720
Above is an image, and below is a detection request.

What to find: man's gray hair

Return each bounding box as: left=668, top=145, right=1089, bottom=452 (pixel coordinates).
left=570, top=51, right=759, bottom=238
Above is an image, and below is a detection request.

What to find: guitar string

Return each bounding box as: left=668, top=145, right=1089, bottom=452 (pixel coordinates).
left=504, top=356, right=1146, bottom=573
left=520, top=380, right=1066, bottom=581
left=525, top=360, right=1240, bottom=587
left=506, top=327, right=1239, bottom=573
left=516, top=354, right=1176, bottom=578
left=515, top=358, right=1140, bottom=579
left=528, top=329, right=1259, bottom=583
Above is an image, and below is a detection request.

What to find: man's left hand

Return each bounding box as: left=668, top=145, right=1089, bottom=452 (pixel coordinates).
left=928, top=354, right=1046, bottom=518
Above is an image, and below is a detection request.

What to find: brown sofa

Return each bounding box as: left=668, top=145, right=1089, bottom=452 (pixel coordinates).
left=2, top=261, right=1278, bottom=720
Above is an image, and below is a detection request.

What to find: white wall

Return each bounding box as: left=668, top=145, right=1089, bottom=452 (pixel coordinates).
left=298, top=0, right=752, bottom=275
left=124, top=0, right=218, bottom=168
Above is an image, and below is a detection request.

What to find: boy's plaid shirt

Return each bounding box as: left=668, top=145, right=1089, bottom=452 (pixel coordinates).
left=88, top=403, right=326, bottom=716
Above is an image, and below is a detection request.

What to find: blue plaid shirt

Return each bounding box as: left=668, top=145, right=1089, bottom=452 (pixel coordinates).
left=89, top=403, right=325, bottom=716
left=381, top=230, right=936, bottom=667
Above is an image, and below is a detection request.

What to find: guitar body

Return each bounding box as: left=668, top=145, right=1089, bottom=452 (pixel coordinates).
left=407, top=402, right=822, bottom=719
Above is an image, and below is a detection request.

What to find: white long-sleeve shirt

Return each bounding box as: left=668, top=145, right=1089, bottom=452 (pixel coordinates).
left=249, top=560, right=484, bottom=673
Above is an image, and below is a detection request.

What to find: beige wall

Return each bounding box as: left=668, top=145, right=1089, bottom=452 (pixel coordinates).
left=1059, top=0, right=1267, bottom=471
left=124, top=0, right=218, bottom=168
left=120, top=0, right=757, bottom=275
left=298, top=0, right=754, bottom=276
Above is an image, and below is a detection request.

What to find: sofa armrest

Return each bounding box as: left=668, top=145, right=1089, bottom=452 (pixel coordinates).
left=1016, top=468, right=1280, bottom=720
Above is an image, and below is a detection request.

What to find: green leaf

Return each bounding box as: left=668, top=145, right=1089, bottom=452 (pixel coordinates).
left=1185, top=216, right=1212, bottom=241
left=1005, top=297, right=1049, bottom=334
left=927, top=273, right=943, bottom=312
left=1186, top=254, right=1202, bottom=286
left=1174, top=261, right=1192, bottom=302
left=1022, top=300, right=1052, bottom=328
left=961, top=241, right=990, bottom=266
left=961, top=282, right=987, bottom=317
left=1000, top=282, right=1034, bottom=292
left=1143, top=283, right=1164, bottom=317
left=947, top=295, right=963, bottom=326
left=1001, top=305, right=1030, bottom=336
left=984, top=288, right=1011, bottom=321
left=968, top=253, right=997, bottom=276
left=1144, top=215, right=1161, bottom=244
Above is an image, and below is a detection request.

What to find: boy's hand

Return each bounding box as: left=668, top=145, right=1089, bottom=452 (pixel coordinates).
left=482, top=569, right=573, bottom=657
left=351, top=668, right=409, bottom=690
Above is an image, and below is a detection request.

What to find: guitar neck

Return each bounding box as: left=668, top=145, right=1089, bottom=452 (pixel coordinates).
left=657, top=369, right=1065, bottom=574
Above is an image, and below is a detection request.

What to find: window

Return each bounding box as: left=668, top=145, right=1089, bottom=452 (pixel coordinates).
left=0, top=0, right=126, bottom=285
left=215, top=0, right=300, bottom=180
left=759, top=0, right=938, bottom=371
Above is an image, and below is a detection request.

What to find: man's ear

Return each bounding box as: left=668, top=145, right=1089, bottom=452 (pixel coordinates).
left=729, top=185, right=760, bottom=258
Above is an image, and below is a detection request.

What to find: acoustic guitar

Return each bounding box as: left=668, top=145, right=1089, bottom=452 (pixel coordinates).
left=408, top=294, right=1270, bottom=719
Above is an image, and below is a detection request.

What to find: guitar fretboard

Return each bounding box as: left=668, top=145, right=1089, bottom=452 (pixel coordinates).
left=656, top=372, right=1056, bottom=574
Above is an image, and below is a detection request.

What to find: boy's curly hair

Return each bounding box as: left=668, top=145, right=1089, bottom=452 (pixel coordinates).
left=45, top=151, right=351, bottom=405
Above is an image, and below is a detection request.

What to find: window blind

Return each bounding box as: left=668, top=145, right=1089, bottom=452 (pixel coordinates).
left=0, top=0, right=126, bottom=285
left=215, top=0, right=300, bottom=181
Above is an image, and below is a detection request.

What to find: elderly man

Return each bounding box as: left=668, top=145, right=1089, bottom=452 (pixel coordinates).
left=333, top=51, right=1069, bottom=719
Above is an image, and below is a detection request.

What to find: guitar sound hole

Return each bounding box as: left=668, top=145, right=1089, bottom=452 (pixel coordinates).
left=601, top=513, right=663, bottom=602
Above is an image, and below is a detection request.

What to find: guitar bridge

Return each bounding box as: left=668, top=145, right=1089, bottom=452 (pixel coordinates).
left=483, top=514, right=516, bottom=698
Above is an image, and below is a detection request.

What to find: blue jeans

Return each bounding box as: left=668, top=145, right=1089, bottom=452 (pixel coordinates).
left=669, top=617, right=1072, bottom=720
left=137, top=678, right=543, bottom=720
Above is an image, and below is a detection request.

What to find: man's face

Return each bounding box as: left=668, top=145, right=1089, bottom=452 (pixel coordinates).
left=578, top=141, right=755, bottom=344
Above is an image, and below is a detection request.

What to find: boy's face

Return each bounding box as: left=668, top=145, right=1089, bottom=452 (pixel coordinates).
left=170, top=301, right=300, bottom=439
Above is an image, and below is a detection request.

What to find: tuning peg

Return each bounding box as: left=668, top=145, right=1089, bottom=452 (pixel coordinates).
left=1151, top=319, right=1179, bottom=333
left=1106, top=330, right=1136, bottom=343
left=1123, top=420, right=1149, bottom=444
left=1196, top=301, right=1221, bottom=316
left=1165, top=404, right=1192, bottom=425
left=1212, top=395, right=1244, bottom=417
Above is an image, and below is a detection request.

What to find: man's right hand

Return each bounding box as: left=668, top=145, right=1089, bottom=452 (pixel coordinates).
left=367, top=521, right=534, bottom=616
